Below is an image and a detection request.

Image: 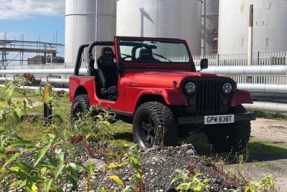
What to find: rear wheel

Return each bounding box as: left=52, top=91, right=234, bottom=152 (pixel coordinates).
left=205, top=105, right=251, bottom=153
left=133, top=102, right=177, bottom=150
left=70, top=94, right=90, bottom=130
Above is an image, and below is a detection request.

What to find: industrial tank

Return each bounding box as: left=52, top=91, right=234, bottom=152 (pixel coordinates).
left=65, top=0, right=116, bottom=66
left=218, top=0, right=287, bottom=54
left=116, top=0, right=202, bottom=55
left=202, top=0, right=219, bottom=54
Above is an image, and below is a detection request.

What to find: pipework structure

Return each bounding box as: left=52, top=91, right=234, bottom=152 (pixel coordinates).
left=0, top=36, right=64, bottom=70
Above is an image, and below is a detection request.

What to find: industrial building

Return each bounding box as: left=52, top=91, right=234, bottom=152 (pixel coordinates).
left=0, top=35, right=64, bottom=69
left=1, top=0, right=287, bottom=67
left=0, top=0, right=287, bottom=112
left=218, top=0, right=287, bottom=54
left=64, top=0, right=287, bottom=66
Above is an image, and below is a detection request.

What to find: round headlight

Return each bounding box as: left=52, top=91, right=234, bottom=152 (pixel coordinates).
left=222, top=82, right=233, bottom=95
left=184, top=82, right=196, bottom=95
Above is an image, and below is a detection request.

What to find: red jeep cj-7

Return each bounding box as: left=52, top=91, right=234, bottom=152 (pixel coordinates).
left=69, top=36, right=255, bottom=152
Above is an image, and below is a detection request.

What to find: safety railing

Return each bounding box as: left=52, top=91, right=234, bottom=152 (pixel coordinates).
left=194, top=51, right=287, bottom=85
left=193, top=50, right=287, bottom=66
left=1, top=63, right=287, bottom=113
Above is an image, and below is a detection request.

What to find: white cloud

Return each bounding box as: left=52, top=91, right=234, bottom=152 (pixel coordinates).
left=0, top=0, right=65, bottom=20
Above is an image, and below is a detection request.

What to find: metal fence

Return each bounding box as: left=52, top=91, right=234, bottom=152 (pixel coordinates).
left=0, top=66, right=287, bottom=112
left=193, top=50, right=287, bottom=66
left=2, top=50, right=287, bottom=85
left=194, top=50, right=287, bottom=84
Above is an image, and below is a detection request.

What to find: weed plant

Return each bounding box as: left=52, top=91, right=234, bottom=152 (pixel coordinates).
left=0, top=79, right=279, bottom=191
left=0, top=79, right=116, bottom=191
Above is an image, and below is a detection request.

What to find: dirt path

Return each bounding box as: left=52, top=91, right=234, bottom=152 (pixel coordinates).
left=226, top=118, right=287, bottom=191
left=251, top=118, right=287, bottom=146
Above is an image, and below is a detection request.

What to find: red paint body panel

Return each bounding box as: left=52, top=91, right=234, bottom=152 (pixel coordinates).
left=69, top=77, right=96, bottom=102
left=231, top=89, right=253, bottom=107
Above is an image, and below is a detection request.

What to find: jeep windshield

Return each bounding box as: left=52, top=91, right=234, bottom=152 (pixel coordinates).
left=118, top=38, right=191, bottom=63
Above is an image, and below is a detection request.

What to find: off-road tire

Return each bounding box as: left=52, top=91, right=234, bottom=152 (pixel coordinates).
left=133, top=101, right=177, bottom=150
left=70, top=94, right=90, bottom=130
left=205, top=105, right=251, bottom=153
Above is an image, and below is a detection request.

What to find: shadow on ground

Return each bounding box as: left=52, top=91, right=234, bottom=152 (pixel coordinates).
left=179, top=133, right=287, bottom=164
left=111, top=124, right=287, bottom=164
left=246, top=141, right=287, bottom=162
left=113, top=132, right=134, bottom=142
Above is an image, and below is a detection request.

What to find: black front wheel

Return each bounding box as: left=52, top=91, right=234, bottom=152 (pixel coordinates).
left=133, top=102, right=177, bottom=150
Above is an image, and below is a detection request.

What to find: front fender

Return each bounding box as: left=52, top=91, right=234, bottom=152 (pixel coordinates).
left=162, top=89, right=187, bottom=105
left=231, top=89, right=253, bottom=107
left=135, top=88, right=187, bottom=106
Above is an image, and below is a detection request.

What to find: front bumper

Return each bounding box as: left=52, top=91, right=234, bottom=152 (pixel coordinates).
left=177, top=112, right=256, bottom=125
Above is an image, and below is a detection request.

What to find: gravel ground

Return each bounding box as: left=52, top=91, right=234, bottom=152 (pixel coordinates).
left=21, top=118, right=282, bottom=192
left=225, top=118, right=287, bottom=192
left=60, top=118, right=286, bottom=192
left=85, top=144, right=246, bottom=192
left=251, top=118, right=287, bottom=146
left=87, top=118, right=287, bottom=192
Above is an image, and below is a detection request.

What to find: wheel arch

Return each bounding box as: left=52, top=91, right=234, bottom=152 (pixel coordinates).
left=134, top=94, right=166, bottom=113
left=74, top=86, right=88, bottom=99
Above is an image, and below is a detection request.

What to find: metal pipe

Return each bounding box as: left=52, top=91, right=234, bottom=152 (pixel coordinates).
left=1, top=65, right=287, bottom=76
left=2, top=82, right=286, bottom=113
left=2, top=75, right=287, bottom=94
left=0, top=68, right=87, bottom=75
left=1, top=84, right=286, bottom=113
left=43, top=78, right=69, bottom=84
left=0, top=77, right=69, bottom=84
left=238, top=84, right=287, bottom=93
left=0, top=84, right=69, bottom=92
left=0, top=77, right=13, bottom=81
left=1, top=65, right=285, bottom=76
left=246, top=4, right=254, bottom=83
left=248, top=4, right=254, bottom=66
left=244, top=101, right=287, bottom=113
left=201, top=65, right=287, bottom=76
left=203, top=0, right=207, bottom=56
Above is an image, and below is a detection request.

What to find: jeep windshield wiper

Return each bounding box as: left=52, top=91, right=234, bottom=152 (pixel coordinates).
left=152, top=53, right=172, bottom=62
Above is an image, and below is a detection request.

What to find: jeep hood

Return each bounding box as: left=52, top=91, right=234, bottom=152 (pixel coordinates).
left=124, top=71, right=228, bottom=88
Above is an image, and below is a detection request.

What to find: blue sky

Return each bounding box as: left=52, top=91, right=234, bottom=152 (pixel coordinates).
left=0, top=0, right=65, bottom=56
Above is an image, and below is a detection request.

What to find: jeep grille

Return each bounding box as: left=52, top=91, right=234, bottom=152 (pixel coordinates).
left=195, top=79, right=221, bottom=113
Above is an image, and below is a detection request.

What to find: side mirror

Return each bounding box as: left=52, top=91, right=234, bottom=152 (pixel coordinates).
left=200, top=58, right=208, bottom=71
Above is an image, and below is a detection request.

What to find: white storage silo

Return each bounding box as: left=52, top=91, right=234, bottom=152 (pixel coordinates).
left=116, top=0, right=202, bottom=55
left=65, top=0, right=116, bottom=66
left=218, top=0, right=287, bottom=54
left=202, top=0, right=219, bottom=54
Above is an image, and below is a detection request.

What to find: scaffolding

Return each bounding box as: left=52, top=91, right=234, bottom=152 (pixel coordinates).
left=0, top=37, right=64, bottom=70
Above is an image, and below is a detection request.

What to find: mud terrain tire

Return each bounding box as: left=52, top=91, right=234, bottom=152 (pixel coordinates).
left=70, top=94, right=90, bottom=130
left=133, top=102, right=177, bottom=150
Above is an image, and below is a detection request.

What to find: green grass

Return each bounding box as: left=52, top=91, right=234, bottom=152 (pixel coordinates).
left=109, top=121, right=134, bottom=149
left=255, top=110, right=286, bottom=120
left=179, top=133, right=211, bottom=155
left=3, top=86, right=287, bottom=165
left=247, top=141, right=287, bottom=162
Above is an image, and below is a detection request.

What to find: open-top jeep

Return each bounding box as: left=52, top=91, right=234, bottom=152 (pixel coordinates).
left=69, top=36, right=255, bottom=152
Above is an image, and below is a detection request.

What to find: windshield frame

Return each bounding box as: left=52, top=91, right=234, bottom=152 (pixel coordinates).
left=115, top=36, right=194, bottom=64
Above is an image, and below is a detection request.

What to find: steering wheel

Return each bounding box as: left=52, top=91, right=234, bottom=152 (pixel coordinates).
left=121, top=54, right=133, bottom=61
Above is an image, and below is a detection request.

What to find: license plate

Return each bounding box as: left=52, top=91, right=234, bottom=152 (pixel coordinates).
left=204, top=114, right=234, bottom=125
